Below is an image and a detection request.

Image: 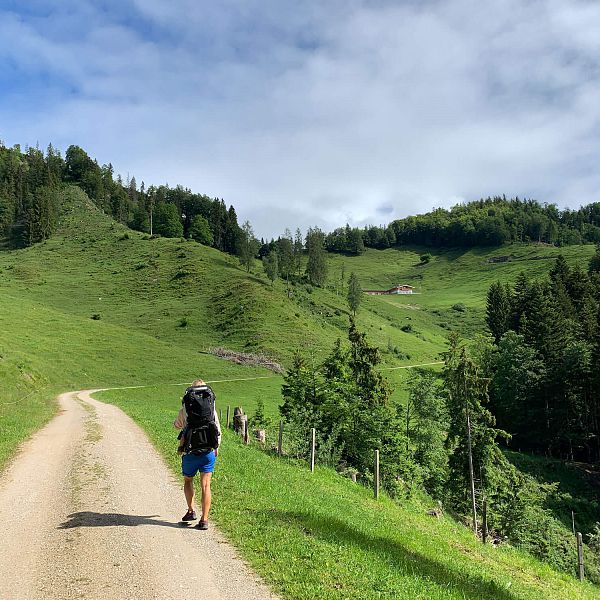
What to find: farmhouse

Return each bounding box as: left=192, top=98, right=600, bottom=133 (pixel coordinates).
left=364, top=284, right=415, bottom=296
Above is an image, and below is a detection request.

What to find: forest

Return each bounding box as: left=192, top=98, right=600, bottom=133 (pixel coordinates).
left=326, top=197, right=600, bottom=254
left=486, top=253, right=600, bottom=462
left=0, top=143, right=243, bottom=254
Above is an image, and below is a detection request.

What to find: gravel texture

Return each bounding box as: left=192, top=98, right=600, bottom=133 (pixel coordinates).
left=0, top=390, right=280, bottom=600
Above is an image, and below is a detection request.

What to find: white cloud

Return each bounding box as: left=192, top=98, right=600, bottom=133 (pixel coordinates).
left=1, top=0, right=600, bottom=237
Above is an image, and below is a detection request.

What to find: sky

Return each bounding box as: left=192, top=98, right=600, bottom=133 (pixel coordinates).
left=1, top=0, right=600, bottom=238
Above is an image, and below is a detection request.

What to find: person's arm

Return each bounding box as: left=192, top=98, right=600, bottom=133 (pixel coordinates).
left=214, top=408, right=221, bottom=455
left=174, top=407, right=187, bottom=430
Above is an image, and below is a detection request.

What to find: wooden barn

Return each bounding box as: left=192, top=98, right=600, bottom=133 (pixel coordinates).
left=364, top=284, right=414, bottom=296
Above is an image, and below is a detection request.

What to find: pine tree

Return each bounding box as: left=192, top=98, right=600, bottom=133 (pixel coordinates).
left=293, top=228, right=303, bottom=275
left=486, top=281, right=511, bottom=344
left=443, top=333, right=512, bottom=531
left=589, top=244, right=600, bottom=275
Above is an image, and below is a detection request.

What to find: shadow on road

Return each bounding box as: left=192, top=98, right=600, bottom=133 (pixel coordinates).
left=58, top=511, right=192, bottom=529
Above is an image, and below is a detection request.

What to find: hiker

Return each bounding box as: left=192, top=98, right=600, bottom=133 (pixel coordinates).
left=174, top=379, right=221, bottom=530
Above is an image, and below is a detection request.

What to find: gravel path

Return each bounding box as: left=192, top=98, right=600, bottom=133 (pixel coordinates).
left=0, top=390, right=280, bottom=600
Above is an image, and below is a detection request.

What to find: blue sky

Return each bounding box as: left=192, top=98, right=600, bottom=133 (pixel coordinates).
left=1, top=0, right=600, bottom=237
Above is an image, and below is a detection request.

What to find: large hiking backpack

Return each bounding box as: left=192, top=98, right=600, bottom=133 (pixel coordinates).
left=182, top=385, right=219, bottom=454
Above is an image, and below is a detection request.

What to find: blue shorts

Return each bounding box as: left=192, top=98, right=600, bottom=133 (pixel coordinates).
left=182, top=451, right=216, bottom=477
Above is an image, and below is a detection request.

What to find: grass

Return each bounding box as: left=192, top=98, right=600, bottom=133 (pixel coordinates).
left=97, top=384, right=599, bottom=599
left=1, top=185, right=598, bottom=596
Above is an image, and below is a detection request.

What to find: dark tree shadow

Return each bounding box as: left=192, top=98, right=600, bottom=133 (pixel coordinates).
left=58, top=512, right=192, bottom=529
left=270, top=510, right=523, bottom=600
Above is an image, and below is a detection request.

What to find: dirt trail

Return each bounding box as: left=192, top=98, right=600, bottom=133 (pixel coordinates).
left=0, top=390, right=279, bottom=600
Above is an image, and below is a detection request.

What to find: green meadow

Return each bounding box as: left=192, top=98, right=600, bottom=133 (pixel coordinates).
left=1, top=185, right=598, bottom=597
left=96, top=385, right=599, bottom=599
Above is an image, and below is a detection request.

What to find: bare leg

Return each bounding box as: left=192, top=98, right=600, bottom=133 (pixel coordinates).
left=199, top=472, right=212, bottom=521
left=184, top=476, right=195, bottom=511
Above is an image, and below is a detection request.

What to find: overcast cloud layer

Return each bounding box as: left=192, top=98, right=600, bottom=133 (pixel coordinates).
left=1, top=0, right=599, bottom=237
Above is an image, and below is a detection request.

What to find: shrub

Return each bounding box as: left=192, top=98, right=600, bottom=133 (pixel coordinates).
left=401, top=324, right=413, bottom=332
left=91, top=314, right=101, bottom=320
left=178, top=317, right=189, bottom=328
left=452, top=303, right=466, bottom=312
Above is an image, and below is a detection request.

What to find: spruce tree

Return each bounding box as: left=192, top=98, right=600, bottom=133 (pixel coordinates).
left=486, top=281, right=511, bottom=344
left=443, top=333, right=512, bottom=529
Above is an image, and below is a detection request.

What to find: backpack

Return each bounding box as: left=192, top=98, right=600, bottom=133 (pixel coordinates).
left=182, top=385, right=219, bottom=454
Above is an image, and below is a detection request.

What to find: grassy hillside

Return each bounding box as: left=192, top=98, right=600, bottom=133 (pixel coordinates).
left=96, top=385, right=599, bottom=599
left=1, top=185, right=598, bottom=596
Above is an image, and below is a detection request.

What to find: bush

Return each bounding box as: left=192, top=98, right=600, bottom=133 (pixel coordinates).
left=178, top=317, right=189, bottom=328
left=91, top=314, right=101, bottom=320
left=420, top=253, right=432, bottom=264
left=401, top=324, right=413, bottom=332
left=452, top=303, right=466, bottom=312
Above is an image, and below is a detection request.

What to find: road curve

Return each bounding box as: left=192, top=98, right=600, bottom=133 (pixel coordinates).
left=0, top=390, right=279, bottom=600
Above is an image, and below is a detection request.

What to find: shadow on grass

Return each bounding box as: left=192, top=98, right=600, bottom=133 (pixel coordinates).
left=58, top=511, right=192, bottom=529
left=271, top=510, right=521, bottom=600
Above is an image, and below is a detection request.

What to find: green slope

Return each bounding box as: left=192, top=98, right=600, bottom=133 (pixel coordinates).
left=2, top=185, right=598, bottom=597
left=97, top=385, right=599, bottom=599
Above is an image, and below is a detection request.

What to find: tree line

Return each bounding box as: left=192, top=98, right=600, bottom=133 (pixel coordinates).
left=0, top=142, right=244, bottom=255
left=486, top=250, right=600, bottom=462
left=322, top=197, right=600, bottom=255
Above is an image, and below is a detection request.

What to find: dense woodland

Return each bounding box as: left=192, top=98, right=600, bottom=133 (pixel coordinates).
left=0, top=143, right=243, bottom=254
left=326, top=197, right=600, bottom=254
left=486, top=252, right=600, bottom=462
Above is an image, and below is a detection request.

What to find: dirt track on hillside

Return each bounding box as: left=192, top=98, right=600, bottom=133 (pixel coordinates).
left=0, top=390, right=279, bottom=600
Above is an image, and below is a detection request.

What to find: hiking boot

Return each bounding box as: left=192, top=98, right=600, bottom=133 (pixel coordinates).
left=196, top=520, right=209, bottom=530
left=181, top=509, right=197, bottom=522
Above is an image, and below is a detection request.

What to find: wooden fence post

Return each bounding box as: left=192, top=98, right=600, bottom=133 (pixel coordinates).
left=374, top=449, right=380, bottom=500
left=278, top=420, right=284, bottom=456
left=577, top=532, right=585, bottom=581
left=226, top=405, right=231, bottom=429
left=310, top=428, right=316, bottom=472
left=482, top=499, right=488, bottom=544
left=244, top=418, right=249, bottom=445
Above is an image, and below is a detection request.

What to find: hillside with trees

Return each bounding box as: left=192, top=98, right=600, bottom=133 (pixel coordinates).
left=0, top=142, right=243, bottom=254
left=324, top=197, right=600, bottom=255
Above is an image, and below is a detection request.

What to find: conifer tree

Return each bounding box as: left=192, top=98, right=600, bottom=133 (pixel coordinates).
left=486, top=281, right=511, bottom=344
left=293, top=228, right=303, bottom=275
left=443, top=333, right=512, bottom=530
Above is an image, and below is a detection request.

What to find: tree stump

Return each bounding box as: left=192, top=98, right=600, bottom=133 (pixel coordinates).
left=254, top=429, right=266, bottom=444
left=233, top=407, right=247, bottom=437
